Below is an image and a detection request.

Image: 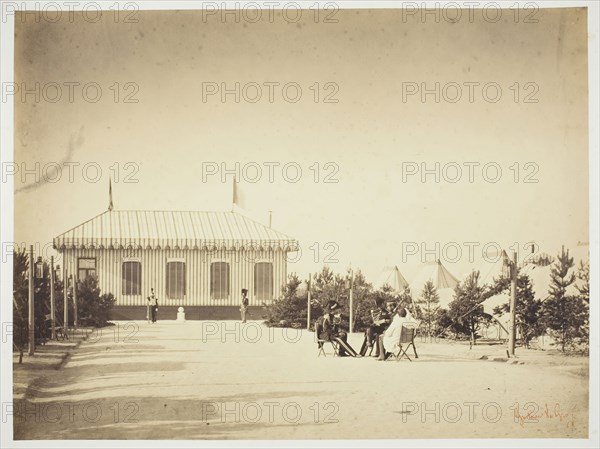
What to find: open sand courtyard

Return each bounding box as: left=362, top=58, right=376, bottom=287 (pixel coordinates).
left=13, top=320, right=589, bottom=440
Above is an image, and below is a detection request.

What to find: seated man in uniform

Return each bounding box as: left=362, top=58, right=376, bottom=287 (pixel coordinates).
left=320, top=300, right=360, bottom=357
left=361, top=298, right=394, bottom=356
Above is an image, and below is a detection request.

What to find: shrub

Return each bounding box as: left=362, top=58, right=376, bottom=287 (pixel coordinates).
left=76, top=275, right=116, bottom=327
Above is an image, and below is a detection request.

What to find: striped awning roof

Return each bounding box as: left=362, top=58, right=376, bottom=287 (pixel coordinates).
left=53, top=210, right=299, bottom=251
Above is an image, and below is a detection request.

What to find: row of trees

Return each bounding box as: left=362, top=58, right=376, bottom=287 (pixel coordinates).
left=264, top=247, right=590, bottom=353
left=12, top=248, right=116, bottom=359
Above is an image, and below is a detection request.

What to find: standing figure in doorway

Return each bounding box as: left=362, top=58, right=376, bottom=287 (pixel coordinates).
left=240, top=288, right=249, bottom=323
left=147, top=288, right=159, bottom=323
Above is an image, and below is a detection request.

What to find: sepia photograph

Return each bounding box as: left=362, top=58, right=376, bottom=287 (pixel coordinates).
left=0, top=1, right=598, bottom=447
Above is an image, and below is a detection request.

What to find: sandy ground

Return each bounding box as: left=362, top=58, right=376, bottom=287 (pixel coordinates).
left=13, top=320, right=589, bottom=440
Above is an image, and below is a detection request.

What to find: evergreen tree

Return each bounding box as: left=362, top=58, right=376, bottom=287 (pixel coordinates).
left=311, top=266, right=347, bottom=307
left=12, top=248, right=29, bottom=362
left=264, top=273, right=314, bottom=328
left=76, top=275, right=116, bottom=327
left=436, top=308, right=460, bottom=339
left=448, top=271, right=490, bottom=346
left=347, top=269, right=374, bottom=332
left=541, top=248, right=587, bottom=351
left=576, top=260, right=590, bottom=349
left=576, top=260, right=589, bottom=303
left=416, top=280, right=440, bottom=340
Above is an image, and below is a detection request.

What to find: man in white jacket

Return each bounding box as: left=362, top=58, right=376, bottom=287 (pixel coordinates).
left=377, top=307, right=419, bottom=361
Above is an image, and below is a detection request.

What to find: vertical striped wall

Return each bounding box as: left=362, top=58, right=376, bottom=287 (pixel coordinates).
left=59, top=248, right=289, bottom=307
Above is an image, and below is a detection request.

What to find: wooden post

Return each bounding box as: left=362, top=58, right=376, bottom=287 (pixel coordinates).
left=349, top=269, right=354, bottom=334
left=63, top=267, right=68, bottom=336
left=73, top=274, right=78, bottom=329
left=306, top=273, right=311, bottom=331
left=50, top=256, right=56, bottom=340
left=28, top=245, right=35, bottom=356
left=508, top=251, right=518, bottom=357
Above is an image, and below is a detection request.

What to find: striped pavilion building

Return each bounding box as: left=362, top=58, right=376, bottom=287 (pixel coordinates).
left=53, top=210, right=299, bottom=320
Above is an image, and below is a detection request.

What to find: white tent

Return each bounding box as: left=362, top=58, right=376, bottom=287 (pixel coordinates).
left=476, top=250, right=511, bottom=285
left=410, top=260, right=460, bottom=309
left=410, top=259, right=459, bottom=290
left=377, top=265, right=409, bottom=293
left=520, top=263, right=581, bottom=301
left=481, top=294, right=510, bottom=325
left=481, top=294, right=510, bottom=338
left=434, top=289, right=456, bottom=310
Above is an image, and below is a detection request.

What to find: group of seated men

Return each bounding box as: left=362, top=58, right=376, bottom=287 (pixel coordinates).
left=317, top=298, right=419, bottom=360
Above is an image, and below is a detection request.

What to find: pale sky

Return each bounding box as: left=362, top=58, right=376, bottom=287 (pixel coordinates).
left=12, top=7, right=589, bottom=283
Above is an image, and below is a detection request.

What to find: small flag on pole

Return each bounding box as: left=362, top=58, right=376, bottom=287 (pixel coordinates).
left=108, top=178, right=114, bottom=211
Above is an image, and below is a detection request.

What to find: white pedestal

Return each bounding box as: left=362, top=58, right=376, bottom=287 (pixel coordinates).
left=177, top=306, right=186, bottom=322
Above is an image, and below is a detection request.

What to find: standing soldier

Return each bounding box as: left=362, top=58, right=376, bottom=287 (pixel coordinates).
left=147, top=288, right=159, bottom=323
left=240, top=288, right=249, bottom=323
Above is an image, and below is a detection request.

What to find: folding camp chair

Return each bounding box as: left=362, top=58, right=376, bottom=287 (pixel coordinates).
left=318, top=338, right=340, bottom=357
left=315, top=322, right=340, bottom=357
left=391, top=325, right=419, bottom=362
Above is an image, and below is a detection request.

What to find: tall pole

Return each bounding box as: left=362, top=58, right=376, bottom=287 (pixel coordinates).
left=73, top=275, right=78, bottom=329
left=50, top=256, right=56, bottom=340
left=349, top=269, right=354, bottom=334
left=63, top=267, right=68, bottom=335
left=28, top=245, right=34, bottom=356
left=508, top=251, right=518, bottom=357
left=306, top=273, right=311, bottom=331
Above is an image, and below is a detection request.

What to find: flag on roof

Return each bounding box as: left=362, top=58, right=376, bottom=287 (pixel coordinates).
left=233, top=179, right=247, bottom=211
left=108, top=178, right=114, bottom=211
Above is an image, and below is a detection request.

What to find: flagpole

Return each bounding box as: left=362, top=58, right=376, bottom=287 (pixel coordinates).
left=232, top=179, right=235, bottom=212
left=28, top=245, right=34, bottom=356
left=108, top=178, right=114, bottom=211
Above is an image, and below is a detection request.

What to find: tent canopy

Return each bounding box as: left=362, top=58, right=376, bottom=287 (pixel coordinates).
left=409, top=260, right=460, bottom=309
left=481, top=293, right=509, bottom=317
left=377, top=265, right=409, bottom=293
left=410, top=259, right=459, bottom=292
left=480, top=293, right=510, bottom=333
left=475, top=250, right=510, bottom=285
